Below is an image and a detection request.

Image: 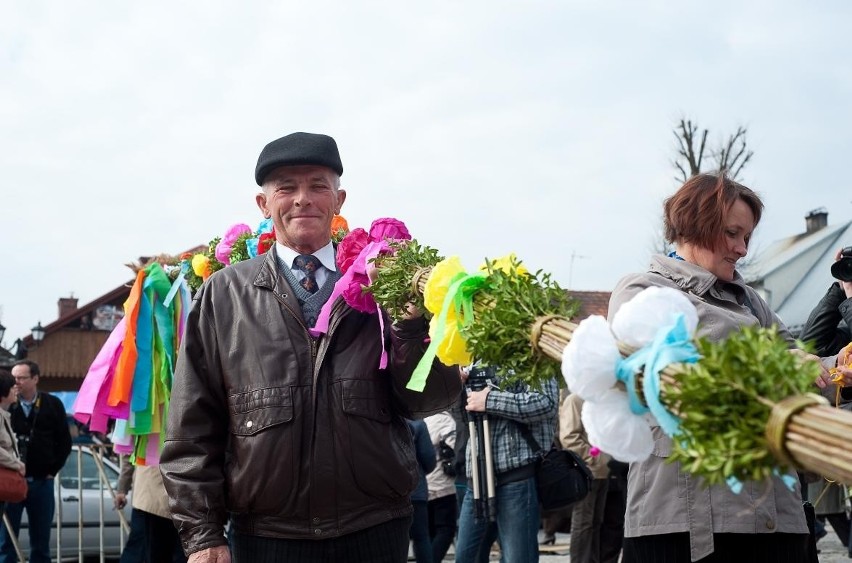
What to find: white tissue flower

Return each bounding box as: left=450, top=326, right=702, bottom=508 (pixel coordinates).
left=561, top=315, right=620, bottom=402
left=611, top=286, right=698, bottom=348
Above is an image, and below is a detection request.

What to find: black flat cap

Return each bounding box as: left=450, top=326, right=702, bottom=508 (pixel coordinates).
left=255, top=132, right=343, bottom=185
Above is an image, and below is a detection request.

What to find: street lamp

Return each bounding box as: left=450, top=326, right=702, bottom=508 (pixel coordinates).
left=31, top=322, right=45, bottom=343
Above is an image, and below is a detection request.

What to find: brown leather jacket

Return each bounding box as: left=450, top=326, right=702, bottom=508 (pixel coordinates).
left=160, top=247, right=461, bottom=555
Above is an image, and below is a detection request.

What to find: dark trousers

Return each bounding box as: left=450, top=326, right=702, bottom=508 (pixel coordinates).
left=119, top=508, right=147, bottom=563
left=599, top=481, right=626, bottom=563
left=231, top=516, right=412, bottom=563
left=623, top=532, right=810, bottom=563
left=144, top=510, right=186, bottom=563
left=571, top=478, right=609, bottom=563
left=0, top=478, right=55, bottom=563
left=428, top=494, right=457, bottom=563
left=410, top=500, right=432, bottom=563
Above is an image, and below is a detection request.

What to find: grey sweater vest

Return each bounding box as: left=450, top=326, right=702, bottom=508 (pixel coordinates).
left=280, top=265, right=342, bottom=328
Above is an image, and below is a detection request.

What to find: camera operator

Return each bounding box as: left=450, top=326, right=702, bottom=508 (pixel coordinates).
left=800, top=246, right=852, bottom=357
left=799, top=246, right=852, bottom=554
left=454, top=364, right=559, bottom=563
left=0, top=360, right=72, bottom=563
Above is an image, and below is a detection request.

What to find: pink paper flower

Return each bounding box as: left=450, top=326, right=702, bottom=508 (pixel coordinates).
left=336, top=228, right=369, bottom=273
left=341, top=272, right=376, bottom=313
left=215, top=223, right=252, bottom=265
left=368, top=218, right=411, bottom=242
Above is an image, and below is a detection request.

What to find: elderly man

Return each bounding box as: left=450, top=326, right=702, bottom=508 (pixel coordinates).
left=160, top=132, right=461, bottom=563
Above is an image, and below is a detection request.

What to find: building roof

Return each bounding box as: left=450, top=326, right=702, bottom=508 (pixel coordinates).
left=569, top=290, right=611, bottom=320
left=744, top=218, right=852, bottom=333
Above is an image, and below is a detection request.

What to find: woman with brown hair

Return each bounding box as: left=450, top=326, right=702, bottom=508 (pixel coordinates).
left=608, top=174, right=848, bottom=562
left=0, top=370, right=25, bottom=514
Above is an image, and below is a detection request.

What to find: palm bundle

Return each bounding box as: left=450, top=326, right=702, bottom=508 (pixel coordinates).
left=370, top=240, right=852, bottom=486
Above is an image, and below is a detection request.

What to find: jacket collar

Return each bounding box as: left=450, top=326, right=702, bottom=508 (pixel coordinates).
left=649, top=254, right=749, bottom=299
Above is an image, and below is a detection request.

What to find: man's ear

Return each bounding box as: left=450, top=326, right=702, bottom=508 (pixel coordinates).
left=256, top=192, right=270, bottom=218
left=335, top=189, right=347, bottom=214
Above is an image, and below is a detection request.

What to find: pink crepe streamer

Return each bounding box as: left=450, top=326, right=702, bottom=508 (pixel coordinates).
left=144, top=436, right=161, bottom=465
left=74, top=318, right=127, bottom=426
left=312, top=241, right=391, bottom=369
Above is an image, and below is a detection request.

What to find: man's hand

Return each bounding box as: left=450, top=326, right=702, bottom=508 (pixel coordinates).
left=466, top=387, right=490, bottom=412
left=365, top=260, right=423, bottom=320
left=114, top=492, right=128, bottom=510
left=188, top=546, right=231, bottom=563
left=16, top=461, right=25, bottom=477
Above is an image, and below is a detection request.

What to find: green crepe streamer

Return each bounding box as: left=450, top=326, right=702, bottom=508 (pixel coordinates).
left=407, top=271, right=489, bottom=391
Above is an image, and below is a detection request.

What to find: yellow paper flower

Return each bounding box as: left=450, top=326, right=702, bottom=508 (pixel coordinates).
left=424, top=256, right=467, bottom=316
left=433, top=321, right=473, bottom=366
left=191, top=254, right=211, bottom=280
left=480, top=253, right=529, bottom=277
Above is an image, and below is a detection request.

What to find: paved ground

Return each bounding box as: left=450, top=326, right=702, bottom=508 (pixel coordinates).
left=436, top=528, right=851, bottom=561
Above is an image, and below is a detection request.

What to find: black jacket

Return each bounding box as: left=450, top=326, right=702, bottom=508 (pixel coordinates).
left=800, top=282, right=852, bottom=356
left=9, top=391, right=72, bottom=479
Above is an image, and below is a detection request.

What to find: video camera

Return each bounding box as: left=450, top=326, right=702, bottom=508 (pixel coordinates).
left=831, top=246, right=852, bottom=282
left=466, top=364, right=497, bottom=392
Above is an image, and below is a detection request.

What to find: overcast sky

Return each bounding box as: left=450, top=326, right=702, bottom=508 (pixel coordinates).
left=1, top=1, right=850, bottom=345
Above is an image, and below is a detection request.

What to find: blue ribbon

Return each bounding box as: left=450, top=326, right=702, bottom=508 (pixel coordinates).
left=614, top=313, right=700, bottom=437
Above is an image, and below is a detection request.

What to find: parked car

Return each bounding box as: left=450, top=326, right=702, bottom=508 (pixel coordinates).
left=14, top=445, right=129, bottom=561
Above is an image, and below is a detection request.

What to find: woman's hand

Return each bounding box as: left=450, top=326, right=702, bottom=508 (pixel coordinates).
left=789, top=349, right=833, bottom=388
left=832, top=365, right=852, bottom=387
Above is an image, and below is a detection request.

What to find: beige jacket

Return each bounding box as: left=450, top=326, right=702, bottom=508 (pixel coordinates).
left=0, top=409, right=23, bottom=472
left=558, top=394, right=610, bottom=480
left=133, top=465, right=171, bottom=519
left=424, top=411, right=457, bottom=501
left=116, top=456, right=172, bottom=520
left=609, top=255, right=811, bottom=562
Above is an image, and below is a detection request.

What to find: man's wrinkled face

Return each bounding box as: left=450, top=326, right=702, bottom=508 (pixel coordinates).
left=256, top=165, right=346, bottom=255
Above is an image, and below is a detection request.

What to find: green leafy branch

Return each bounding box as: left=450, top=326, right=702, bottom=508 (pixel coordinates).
left=462, top=257, right=578, bottom=389
left=668, top=325, right=820, bottom=485
left=370, top=240, right=443, bottom=322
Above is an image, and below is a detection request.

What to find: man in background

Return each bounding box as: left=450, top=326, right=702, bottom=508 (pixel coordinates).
left=0, top=360, right=72, bottom=563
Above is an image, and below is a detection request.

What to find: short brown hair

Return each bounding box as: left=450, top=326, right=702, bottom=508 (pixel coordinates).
left=663, top=174, right=763, bottom=250
left=0, top=370, right=13, bottom=400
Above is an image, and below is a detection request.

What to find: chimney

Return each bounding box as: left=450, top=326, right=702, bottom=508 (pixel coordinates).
left=58, top=296, right=78, bottom=319
left=805, top=208, right=828, bottom=234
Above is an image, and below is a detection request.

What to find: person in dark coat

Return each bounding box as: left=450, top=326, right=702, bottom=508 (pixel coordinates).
left=408, top=419, right=437, bottom=563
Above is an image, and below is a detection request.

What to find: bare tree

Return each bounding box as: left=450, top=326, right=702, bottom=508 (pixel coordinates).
left=672, top=118, right=708, bottom=183
left=672, top=118, right=754, bottom=182
left=714, top=125, right=753, bottom=181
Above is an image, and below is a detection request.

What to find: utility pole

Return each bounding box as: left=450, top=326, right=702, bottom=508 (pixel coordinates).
left=569, top=251, right=588, bottom=289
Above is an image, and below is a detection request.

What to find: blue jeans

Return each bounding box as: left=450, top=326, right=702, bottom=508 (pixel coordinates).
left=0, top=478, right=56, bottom=563
left=455, top=476, right=540, bottom=563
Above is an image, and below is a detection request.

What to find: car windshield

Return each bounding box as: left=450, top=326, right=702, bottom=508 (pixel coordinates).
left=59, top=447, right=120, bottom=491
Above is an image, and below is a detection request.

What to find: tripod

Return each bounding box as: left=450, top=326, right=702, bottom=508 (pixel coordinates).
left=467, top=366, right=498, bottom=522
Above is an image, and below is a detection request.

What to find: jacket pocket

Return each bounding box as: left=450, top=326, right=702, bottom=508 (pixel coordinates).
left=226, top=386, right=300, bottom=514
left=649, top=434, right=687, bottom=499
left=339, top=379, right=417, bottom=500
left=229, top=386, right=294, bottom=435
